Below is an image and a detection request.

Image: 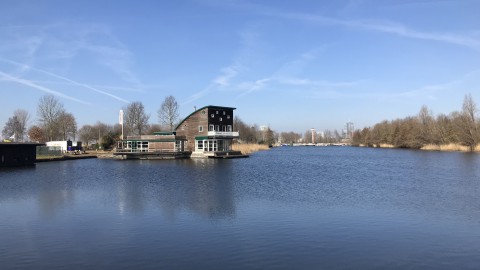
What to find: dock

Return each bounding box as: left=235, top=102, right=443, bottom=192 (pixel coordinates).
left=113, top=151, right=192, bottom=160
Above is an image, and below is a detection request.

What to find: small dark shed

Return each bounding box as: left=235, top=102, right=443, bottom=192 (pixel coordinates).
left=0, top=143, right=43, bottom=167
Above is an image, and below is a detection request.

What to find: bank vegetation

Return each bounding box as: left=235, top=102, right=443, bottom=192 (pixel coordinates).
left=352, top=94, right=480, bottom=152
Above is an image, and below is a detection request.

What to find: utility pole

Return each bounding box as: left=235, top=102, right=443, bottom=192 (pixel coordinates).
left=119, top=110, right=124, bottom=140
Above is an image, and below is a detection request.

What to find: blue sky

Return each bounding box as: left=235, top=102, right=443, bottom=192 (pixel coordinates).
left=1, top=0, right=479, bottom=133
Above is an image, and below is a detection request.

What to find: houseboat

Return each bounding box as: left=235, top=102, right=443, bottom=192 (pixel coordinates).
left=115, top=132, right=190, bottom=159
left=114, top=105, right=246, bottom=159
left=0, top=142, right=44, bottom=167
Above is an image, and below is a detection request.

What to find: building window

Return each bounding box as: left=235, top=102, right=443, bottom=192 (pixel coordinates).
left=197, top=140, right=203, bottom=150
left=211, top=114, right=214, bottom=118
left=175, top=141, right=184, bottom=152
left=218, top=140, right=224, bottom=151
left=222, top=125, right=227, bottom=132
left=202, top=110, right=206, bottom=114
left=209, top=124, right=214, bottom=131
left=198, top=126, right=203, bottom=132
left=227, top=125, right=232, bottom=132
left=215, top=125, right=220, bottom=131
left=216, top=111, right=219, bottom=114
left=223, top=111, right=226, bottom=115
left=219, top=117, right=222, bottom=121
left=227, top=115, right=230, bottom=119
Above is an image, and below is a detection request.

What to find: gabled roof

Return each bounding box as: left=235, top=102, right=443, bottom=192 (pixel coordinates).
left=174, top=105, right=236, bottom=131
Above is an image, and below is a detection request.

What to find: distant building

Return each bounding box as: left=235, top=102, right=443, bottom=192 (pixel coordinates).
left=46, top=140, right=82, bottom=153
left=343, top=122, right=354, bottom=140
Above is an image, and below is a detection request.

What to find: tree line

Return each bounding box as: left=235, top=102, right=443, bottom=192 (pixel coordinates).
left=3, top=93, right=348, bottom=149
left=2, top=94, right=181, bottom=150
left=351, top=94, right=480, bottom=151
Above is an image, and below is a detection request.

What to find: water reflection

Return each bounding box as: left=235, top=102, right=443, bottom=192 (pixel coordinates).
left=113, top=159, right=235, bottom=219
left=2, top=149, right=480, bottom=269
left=37, top=161, right=76, bottom=218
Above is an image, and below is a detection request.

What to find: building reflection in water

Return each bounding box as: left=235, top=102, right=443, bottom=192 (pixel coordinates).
left=114, top=158, right=236, bottom=220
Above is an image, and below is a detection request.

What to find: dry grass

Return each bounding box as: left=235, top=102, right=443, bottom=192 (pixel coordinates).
left=232, top=143, right=269, bottom=155
left=421, top=143, right=480, bottom=152
left=379, top=144, right=395, bottom=148
left=36, top=155, right=64, bottom=160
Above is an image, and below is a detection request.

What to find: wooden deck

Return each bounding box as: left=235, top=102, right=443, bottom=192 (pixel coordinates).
left=208, top=151, right=249, bottom=159
left=113, top=151, right=192, bottom=159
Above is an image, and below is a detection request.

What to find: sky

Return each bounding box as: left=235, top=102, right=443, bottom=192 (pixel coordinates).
left=1, top=0, right=480, bottom=134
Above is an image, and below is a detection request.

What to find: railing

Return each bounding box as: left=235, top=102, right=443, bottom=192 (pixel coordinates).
left=115, top=148, right=179, bottom=153
left=207, top=131, right=239, bottom=137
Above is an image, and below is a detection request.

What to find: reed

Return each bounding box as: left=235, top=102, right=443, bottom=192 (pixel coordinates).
left=379, top=144, right=395, bottom=148
left=420, top=143, right=480, bottom=152
left=232, top=143, right=269, bottom=154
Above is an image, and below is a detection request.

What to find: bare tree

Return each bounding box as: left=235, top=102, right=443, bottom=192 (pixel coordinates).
left=234, top=116, right=257, bottom=143
left=280, top=131, right=301, bottom=144
left=14, top=109, right=30, bottom=141
left=37, top=95, right=65, bottom=141
left=436, top=113, right=456, bottom=144
left=124, top=101, right=150, bottom=136
left=92, top=121, right=111, bottom=144
left=78, top=125, right=96, bottom=149
left=2, top=109, right=30, bottom=141
left=454, top=94, right=479, bottom=151
left=58, top=112, right=77, bottom=140
left=417, top=105, right=437, bottom=145
left=2, top=116, right=20, bottom=141
left=158, top=95, right=179, bottom=131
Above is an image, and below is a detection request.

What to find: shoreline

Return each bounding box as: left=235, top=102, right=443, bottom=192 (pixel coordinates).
left=36, top=153, right=98, bottom=162
left=355, top=143, right=480, bottom=153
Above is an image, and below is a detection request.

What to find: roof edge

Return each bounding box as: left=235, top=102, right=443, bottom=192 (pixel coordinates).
left=174, top=105, right=236, bottom=131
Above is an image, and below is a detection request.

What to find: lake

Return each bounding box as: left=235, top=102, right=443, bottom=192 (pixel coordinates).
left=1, top=146, right=480, bottom=269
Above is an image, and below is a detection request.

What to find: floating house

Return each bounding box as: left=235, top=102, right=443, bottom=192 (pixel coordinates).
left=0, top=142, right=44, bottom=167
left=115, top=105, right=245, bottom=159
left=115, top=132, right=190, bottom=159
left=175, top=105, right=242, bottom=158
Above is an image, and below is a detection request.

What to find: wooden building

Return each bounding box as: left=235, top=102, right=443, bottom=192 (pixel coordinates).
left=0, top=143, right=43, bottom=167
left=175, top=105, right=243, bottom=158
left=114, top=105, right=245, bottom=159
left=115, top=132, right=190, bottom=159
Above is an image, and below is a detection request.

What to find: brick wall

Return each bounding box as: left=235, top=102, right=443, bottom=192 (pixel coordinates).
left=176, top=109, right=208, bottom=151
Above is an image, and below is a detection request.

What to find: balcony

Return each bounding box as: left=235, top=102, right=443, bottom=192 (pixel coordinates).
left=207, top=131, right=239, bottom=137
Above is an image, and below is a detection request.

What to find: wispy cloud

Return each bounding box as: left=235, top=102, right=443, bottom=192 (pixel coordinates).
left=214, top=1, right=480, bottom=51
left=395, top=69, right=480, bottom=99
left=212, top=66, right=240, bottom=87
left=278, top=77, right=367, bottom=87
left=182, top=66, right=239, bottom=105
left=0, top=58, right=130, bottom=103
left=0, top=22, right=144, bottom=89
left=183, top=30, right=258, bottom=104
left=185, top=44, right=364, bottom=103
left=352, top=19, right=480, bottom=50
left=0, top=70, right=89, bottom=104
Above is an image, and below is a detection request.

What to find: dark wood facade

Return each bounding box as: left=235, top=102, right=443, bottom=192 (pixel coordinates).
left=0, top=143, right=43, bottom=167
left=175, top=105, right=236, bottom=153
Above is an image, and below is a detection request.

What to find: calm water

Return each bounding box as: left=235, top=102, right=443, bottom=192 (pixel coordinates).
left=1, top=147, right=480, bottom=269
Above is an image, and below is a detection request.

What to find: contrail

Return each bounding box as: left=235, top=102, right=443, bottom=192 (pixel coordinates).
left=0, top=58, right=130, bottom=103
left=0, top=70, right=90, bottom=105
